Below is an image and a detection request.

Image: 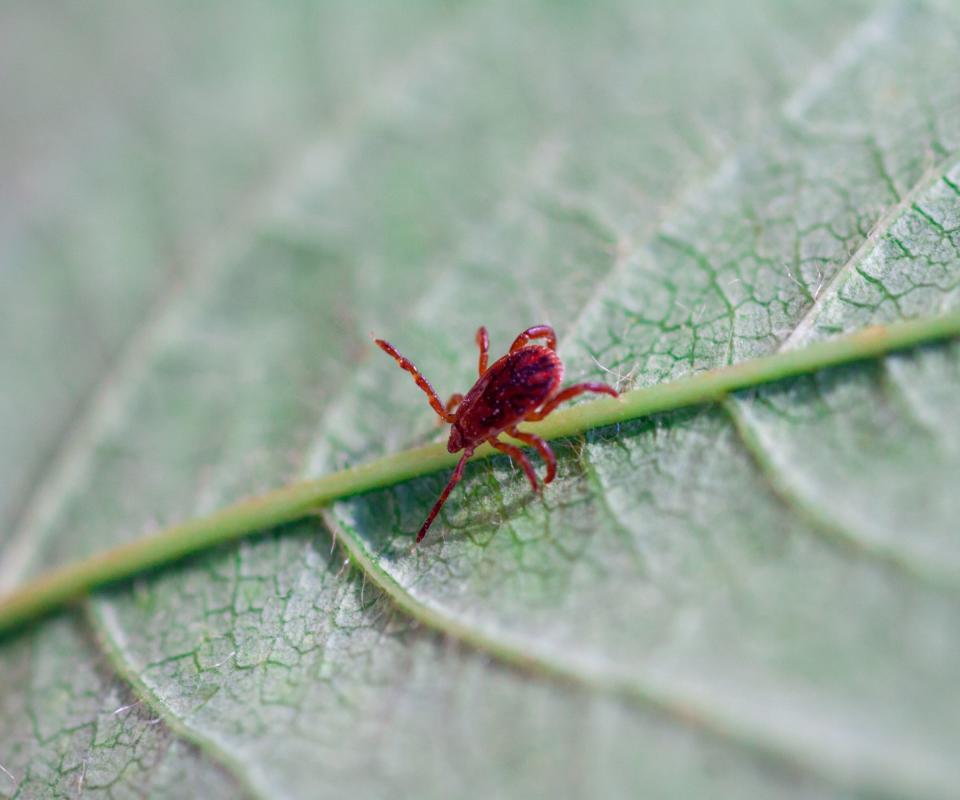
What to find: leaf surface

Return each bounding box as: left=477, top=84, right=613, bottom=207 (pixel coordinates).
left=324, top=6, right=960, bottom=795
left=3, top=2, right=959, bottom=799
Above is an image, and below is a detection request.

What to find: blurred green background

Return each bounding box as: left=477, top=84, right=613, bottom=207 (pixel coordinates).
left=2, top=2, right=959, bottom=798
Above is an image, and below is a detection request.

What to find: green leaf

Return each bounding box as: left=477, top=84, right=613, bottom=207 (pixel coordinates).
left=2, top=2, right=959, bottom=798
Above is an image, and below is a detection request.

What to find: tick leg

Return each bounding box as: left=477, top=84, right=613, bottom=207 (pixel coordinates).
left=509, top=324, right=557, bottom=353
left=416, top=450, right=472, bottom=543
left=489, top=437, right=540, bottom=492
left=476, top=326, right=490, bottom=375
left=526, top=382, right=619, bottom=421
left=438, top=392, right=463, bottom=426
left=375, top=338, right=457, bottom=423
left=444, top=392, right=464, bottom=415
left=507, top=427, right=556, bottom=484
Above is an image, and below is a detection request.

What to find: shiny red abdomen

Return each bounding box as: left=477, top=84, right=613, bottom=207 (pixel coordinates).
left=451, top=346, right=563, bottom=450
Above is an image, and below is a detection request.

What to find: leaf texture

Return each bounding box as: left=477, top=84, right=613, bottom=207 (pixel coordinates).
left=2, top=2, right=959, bottom=799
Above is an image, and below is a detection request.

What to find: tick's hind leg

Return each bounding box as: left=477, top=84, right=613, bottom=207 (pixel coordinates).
left=527, top=382, right=619, bottom=421
left=507, top=428, right=556, bottom=484
left=416, top=450, right=472, bottom=543
left=489, top=437, right=540, bottom=492
left=510, top=324, right=557, bottom=353
left=375, top=338, right=457, bottom=423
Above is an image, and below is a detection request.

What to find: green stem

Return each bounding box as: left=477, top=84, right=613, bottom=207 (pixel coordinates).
left=1, top=312, right=959, bottom=636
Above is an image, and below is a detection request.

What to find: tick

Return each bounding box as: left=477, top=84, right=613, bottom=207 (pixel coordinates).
left=375, top=324, right=619, bottom=543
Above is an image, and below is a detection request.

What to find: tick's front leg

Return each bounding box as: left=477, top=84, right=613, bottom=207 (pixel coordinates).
left=375, top=338, right=457, bottom=423
left=437, top=392, right=463, bottom=426
left=509, top=324, right=557, bottom=353
left=475, top=326, right=490, bottom=375
left=444, top=393, right=464, bottom=416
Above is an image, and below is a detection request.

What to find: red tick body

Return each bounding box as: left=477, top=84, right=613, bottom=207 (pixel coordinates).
left=447, top=346, right=563, bottom=453
left=375, top=325, right=619, bottom=543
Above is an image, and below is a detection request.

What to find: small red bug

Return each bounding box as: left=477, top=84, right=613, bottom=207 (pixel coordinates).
left=375, top=324, right=619, bottom=543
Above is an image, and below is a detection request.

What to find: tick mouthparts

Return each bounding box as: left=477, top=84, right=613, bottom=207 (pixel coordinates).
left=447, top=425, right=464, bottom=453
